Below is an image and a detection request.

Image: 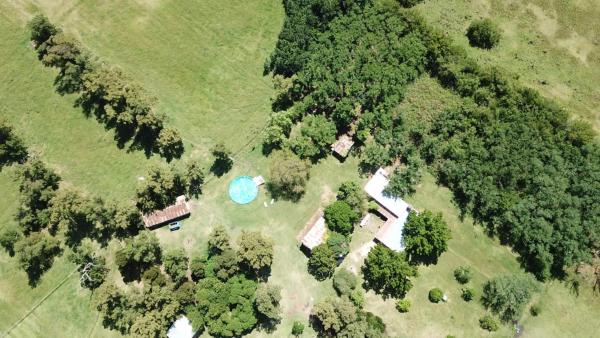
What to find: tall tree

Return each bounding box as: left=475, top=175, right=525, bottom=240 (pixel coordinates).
left=0, top=119, right=28, bottom=168
left=308, top=244, right=337, bottom=280
left=268, top=149, right=310, bottom=201
left=311, top=296, right=357, bottom=335
left=207, top=225, right=231, bottom=255
left=136, top=164, right=186, bottom=213
left=210, top=142, right=233, bottom=176
left=162, top=249, right=189, bottom=285
left=255, top=283, right=282, bottom=326
left=184, top=159, right=205, bottom=197
left=15, top=159, right=61, bottom=233
left=402, top=210, right=451, bottom=265
left=362, top=244, right=417, bottom=299
left=27, top=14, right=59, bottom=48
left=156, top=127, right=184, bottom=162
left=324, top=201, right=359, bottom=236
left=237, top=231, right=274, bottom=277
left=14, top=232, right=62, bottom=285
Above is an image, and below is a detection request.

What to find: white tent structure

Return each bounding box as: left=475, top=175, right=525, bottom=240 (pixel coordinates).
left=167, top=316, right=194, bottom=338
left=364, top=168, right=413, bottom=252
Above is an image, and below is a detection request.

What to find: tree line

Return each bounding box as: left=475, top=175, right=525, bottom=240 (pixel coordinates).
left=28, top=15, right=184, bottom=161
left=264, top=0, right=599, bottom=279
left=0, top=158, right=145, bottom=285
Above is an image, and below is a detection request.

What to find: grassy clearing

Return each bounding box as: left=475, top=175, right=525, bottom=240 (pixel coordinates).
left=0, top=1, right=599, bottom=338
left=417, top=0, right=600, bottom=131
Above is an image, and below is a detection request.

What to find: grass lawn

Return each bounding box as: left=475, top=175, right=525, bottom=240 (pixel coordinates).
left=0, top=1, right=599, bottom=338
left=416, top=0, right=600, bottom=131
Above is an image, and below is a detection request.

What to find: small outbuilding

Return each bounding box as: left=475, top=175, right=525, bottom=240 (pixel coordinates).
left=142, top=195, right=191, bottom=229
left=331, top=134, right=354, bottom=159
left=297, top=209, right=327, bottom=252
left=167, top=316, right=194, bottom=338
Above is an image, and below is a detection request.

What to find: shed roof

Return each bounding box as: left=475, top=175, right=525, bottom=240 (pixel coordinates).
left=167, top=316, right=193, bottom=338
left=331, top=134, right=354, bottom=158
left=142, top=195, right=190, bottom=229
left=297, top=209, right=327, bottom=251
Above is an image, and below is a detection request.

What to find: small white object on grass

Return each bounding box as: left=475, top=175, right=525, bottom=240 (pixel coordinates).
left=264, top=202, right=268, bottom=208
left=442, top=294, right=448, bottom=302
left=360, top=214, right=371, bottom=227
left=270, top=199, right=274, bottom=204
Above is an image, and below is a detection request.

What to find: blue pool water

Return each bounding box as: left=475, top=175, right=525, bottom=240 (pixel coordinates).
left=228, top=176, right=258, bottom=204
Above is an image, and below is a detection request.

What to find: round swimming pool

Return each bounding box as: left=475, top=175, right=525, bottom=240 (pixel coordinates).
left=228, top=176, right=258, bottom=204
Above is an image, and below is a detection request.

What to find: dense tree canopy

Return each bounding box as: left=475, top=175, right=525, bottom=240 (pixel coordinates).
left=362, top=244, right=417, bottom=299
left=268, top=0, right=600, bottom=280
left=402, top=210, right=451, bottom=265
left=195, top=275, right=258, bottom=337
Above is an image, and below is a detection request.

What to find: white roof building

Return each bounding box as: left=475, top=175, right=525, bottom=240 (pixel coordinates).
left=364, top=168, right=413, bottom=252
left=167, top=316, right=194, bottom=338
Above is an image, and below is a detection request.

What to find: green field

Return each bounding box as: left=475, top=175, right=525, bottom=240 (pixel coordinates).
left=417, top=0, right=600, bottom=131
left=1, top=1, right=599, bottom=337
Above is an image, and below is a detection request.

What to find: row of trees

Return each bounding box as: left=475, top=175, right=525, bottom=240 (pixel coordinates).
left=94, top=226, right=281, bottom=337
left=265, top=0, right=599, bottom=279
left=28, top=15, right=184, bottom=161
left=0, top=158, right=144, bottom=285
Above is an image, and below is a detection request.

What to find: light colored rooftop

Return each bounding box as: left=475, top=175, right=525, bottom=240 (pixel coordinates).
left=364, top=168, right=411, bottom=218
left=331, top=134, right=354, bottom=158
left=375, top=212, right=408, bottom=252
left=365, top=168, right=413, bottom=252
left=297, top=209, right=327, bottom=251
left=167, top=316, right=193, bottom=338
